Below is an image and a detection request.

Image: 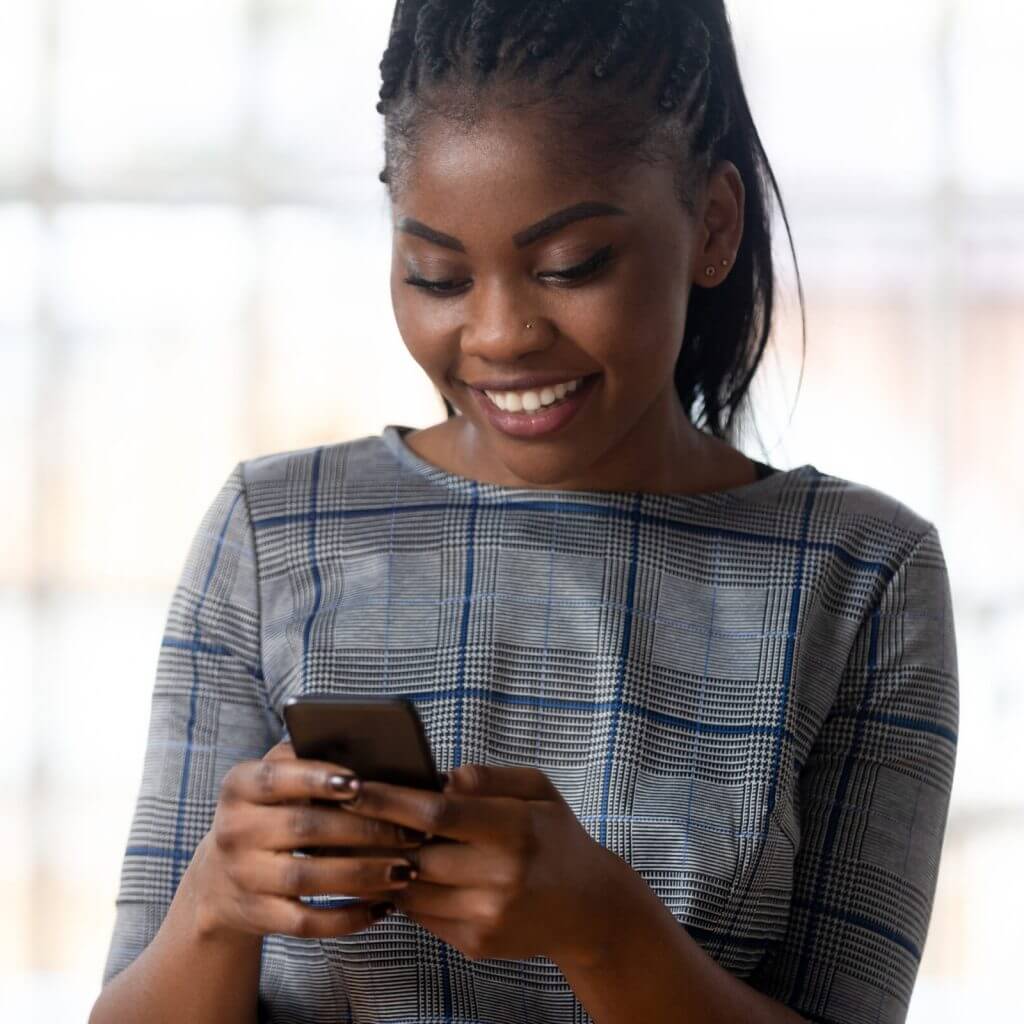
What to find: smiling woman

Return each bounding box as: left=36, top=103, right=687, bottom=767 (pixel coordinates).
left=378, top=0, right=789, bottom=495
left=90, top=4, right=958, bottom=1024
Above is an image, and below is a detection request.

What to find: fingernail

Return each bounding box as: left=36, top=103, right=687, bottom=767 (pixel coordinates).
left=388, top=863, right=416, bottom=882
left=370, top=901, right=395, bottom=919
left=398, top=827, right=428, bottom=844
left=439, top=771, right=450, bottom=787
left=328, top=774, right=361, bottom=799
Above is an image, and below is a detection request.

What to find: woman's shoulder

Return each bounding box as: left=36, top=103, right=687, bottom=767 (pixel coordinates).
left=239, top=433, right=386, bottom=489
left=805, top=466, right=937, bottom=556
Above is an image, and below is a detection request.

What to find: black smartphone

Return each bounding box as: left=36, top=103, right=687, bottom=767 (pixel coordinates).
left=282, top=695, right=443, bottom=792
left=282, top=695, right=443, bottom=901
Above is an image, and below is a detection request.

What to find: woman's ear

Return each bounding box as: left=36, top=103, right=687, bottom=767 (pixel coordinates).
left=692, top=159, right=745, bottom=286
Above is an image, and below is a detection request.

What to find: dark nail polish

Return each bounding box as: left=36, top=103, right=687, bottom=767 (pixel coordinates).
left=388, top=863, right=414, bottom=882
left=398, top=827, right=427, bottom=844
left=439, top=771, right=450, bottom=787
left=328, top=774, right=361, bottom=798
left=370, top=901, right=395, bottom=918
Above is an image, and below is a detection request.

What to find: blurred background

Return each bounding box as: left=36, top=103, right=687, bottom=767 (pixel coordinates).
left=1, top=0, right=1021, bottom=1019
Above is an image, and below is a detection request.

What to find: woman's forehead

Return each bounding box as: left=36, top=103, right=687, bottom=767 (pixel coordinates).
left=390, top=158, right=692, bottom=263
left=397, top=105, right=664, bottom=209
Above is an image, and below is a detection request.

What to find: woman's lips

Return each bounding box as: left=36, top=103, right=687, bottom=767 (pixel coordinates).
left=469, top=375, right=600, bottom=439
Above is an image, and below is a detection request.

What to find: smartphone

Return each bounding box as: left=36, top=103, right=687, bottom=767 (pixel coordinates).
left=282, top=695, right=443, bottom=905
left=282, top=694, right=443, bottom=791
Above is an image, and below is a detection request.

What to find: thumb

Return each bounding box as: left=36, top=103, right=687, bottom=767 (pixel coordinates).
left=442, top=764, right=557, bottom=800
left=443, top=767, right=481, bottom=794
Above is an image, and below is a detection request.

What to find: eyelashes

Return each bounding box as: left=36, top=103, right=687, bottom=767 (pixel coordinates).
left=404, top=245, right=615, bottom=296
left=544, top=245, right=615, bottom=282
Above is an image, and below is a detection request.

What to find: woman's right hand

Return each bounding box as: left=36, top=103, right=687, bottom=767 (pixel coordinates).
left=189, top=739, right=425, bottom=941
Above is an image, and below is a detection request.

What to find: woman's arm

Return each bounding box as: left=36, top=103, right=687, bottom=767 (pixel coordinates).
left=555, top=522, right=958, bottom=1024
left=741, top=523, right=958, bottom=1023
left=90, top=464, right=279, bottom=1022
left=89, top=835, right=263, bottom=1024
left=555, top=866, right=808, bottom=1024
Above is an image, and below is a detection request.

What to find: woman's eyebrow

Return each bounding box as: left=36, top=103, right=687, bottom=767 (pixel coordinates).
left=396, top=201, right=627, bottom=253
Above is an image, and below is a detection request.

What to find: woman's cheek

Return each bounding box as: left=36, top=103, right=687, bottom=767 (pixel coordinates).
left=565, top=290, right=642, bottom=368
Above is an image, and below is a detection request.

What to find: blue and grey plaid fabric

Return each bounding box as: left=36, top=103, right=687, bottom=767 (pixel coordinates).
left=102, top=424, right=958, bottom=1024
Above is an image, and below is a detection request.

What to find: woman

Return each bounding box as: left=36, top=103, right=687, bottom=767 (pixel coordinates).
left=90, top=2, right=959, bottom=1022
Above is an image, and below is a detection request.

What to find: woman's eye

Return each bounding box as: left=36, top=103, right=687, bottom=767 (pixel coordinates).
left=404, top=246, right=615, bottom=297
left=541, top=245, right=615, bottom=282
left=403, top=275, right=470, bottom=295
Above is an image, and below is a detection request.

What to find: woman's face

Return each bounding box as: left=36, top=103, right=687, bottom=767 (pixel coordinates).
left=389, top=104, right=744, bottom=492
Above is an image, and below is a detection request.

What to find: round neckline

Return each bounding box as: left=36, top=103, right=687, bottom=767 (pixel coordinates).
left=381, top=424, right=811, bottom=504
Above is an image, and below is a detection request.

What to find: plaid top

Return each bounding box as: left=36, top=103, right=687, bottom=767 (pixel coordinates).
left=102, top=424, right=959, bottom=1024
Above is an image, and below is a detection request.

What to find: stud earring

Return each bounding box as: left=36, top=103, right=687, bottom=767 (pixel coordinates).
left=705, top=257, right=731, bottom=278
left=525, top=321, right=535, bottom=330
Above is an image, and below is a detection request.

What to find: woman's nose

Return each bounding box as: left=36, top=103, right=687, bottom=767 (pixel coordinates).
left=460, top=279, right=550, bottom=360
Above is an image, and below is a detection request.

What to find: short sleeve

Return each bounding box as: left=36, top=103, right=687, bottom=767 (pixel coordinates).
left=747, top=524, right=959, bottom=1023
left=101, top=462, right=282, bottom=986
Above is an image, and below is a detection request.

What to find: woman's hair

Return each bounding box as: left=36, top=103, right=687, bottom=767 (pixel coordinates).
left=375, top=0, right=805, bottom=453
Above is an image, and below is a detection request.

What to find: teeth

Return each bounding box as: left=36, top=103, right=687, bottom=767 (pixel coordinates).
left=485, top=377, right=583, bottom=413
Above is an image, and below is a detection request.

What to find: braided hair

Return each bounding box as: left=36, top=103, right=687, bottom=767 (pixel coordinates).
left=376, top=0, right=805, bottom=450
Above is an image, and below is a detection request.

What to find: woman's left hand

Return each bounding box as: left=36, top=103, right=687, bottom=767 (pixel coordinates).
left=337, top=764, right=630, bottom=965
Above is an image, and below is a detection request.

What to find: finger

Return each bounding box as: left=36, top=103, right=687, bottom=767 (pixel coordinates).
left=403, top=838, right=507, bottom=889
left=262, top=740, right=296, bottom=762
left=236, top=851, right=418, bottom=899
left=447, top=765, right=559, bottom=801
left=224, top=756, right=364, bottom=806
left=338, top=782, right=526, bottom=846
left=240, top=892, right=395, bottom=939
left=231, top=803, right=426, bottom=852
left=394, top=879, right=493, bottom=923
